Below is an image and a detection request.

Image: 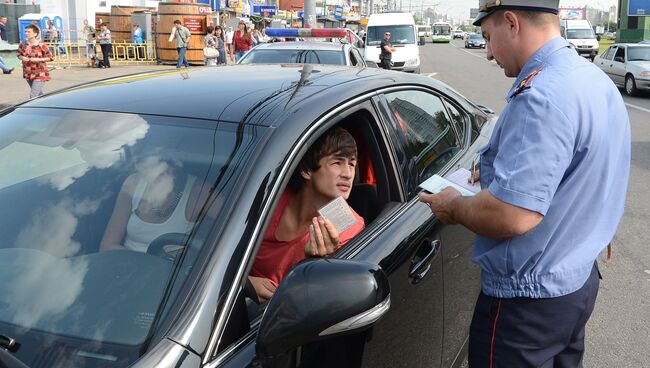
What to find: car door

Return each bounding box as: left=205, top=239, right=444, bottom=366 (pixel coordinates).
left=611, top=46, right=627, bottom=85
left=597, top=46, right=616, bottom=82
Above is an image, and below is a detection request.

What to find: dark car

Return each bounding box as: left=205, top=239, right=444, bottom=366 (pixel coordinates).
left=465, top=34, right=486, bottom=49
left=237, top=41, right=369, bottom=67
left=0, top=65, right=495, bottom=368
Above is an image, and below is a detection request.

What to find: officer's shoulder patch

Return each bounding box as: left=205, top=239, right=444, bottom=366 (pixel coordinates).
left=513, top=67, right=543, bottom=97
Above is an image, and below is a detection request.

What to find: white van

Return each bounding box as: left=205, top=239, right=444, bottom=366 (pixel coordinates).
left=364, top=12, right=420, bottom=73
left=560, top=19, right=599, bottom=61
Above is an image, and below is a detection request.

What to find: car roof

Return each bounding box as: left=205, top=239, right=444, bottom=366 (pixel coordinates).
left=252, top=42, right=346, bottom=51
left=609, top=43, right=650, bottom=47
left=21, top=65, right=458, bottom=126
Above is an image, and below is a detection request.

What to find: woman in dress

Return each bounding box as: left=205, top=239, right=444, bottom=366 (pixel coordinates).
left=214, top=26, right=227, bottom=65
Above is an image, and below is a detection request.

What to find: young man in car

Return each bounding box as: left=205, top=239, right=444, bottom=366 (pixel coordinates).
left=419, top=1, right=629, bottom=367
left=379, top=31, right=396, bottom=70
left=248, top=127, right=365, bottom=303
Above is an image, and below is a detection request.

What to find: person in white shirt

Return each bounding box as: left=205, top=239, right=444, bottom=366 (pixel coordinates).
left=225, top=26, right=234, bottom=62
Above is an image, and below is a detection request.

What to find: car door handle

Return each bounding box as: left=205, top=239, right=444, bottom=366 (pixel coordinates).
left=409, top=239, right=441, bottom=284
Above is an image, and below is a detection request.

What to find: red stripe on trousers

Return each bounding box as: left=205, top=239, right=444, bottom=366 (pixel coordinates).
left=490, top=299, right=503, bottom=368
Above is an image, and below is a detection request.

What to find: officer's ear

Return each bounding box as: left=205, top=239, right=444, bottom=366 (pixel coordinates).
left=502, top=10, right=521, bottom=35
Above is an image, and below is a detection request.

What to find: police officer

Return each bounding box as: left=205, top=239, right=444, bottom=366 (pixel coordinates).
left=419, top=1, right=630, bottom=367
left=379, top=31, right=396, bottom=70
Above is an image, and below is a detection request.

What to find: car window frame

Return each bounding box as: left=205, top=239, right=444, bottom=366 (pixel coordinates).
left=614, top=46, right=626, bottom=62
left=206, top=91, right=404, bottom=367
left=376, top=87, right=468, bottom=198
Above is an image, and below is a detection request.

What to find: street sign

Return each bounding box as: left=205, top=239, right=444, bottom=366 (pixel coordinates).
left=334, top=5, right=343, bottom=19
left=629, top=0, right=650, bottom=16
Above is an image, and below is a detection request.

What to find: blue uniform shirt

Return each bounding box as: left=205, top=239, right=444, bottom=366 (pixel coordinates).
left=474, top=37, right=631, bottom=298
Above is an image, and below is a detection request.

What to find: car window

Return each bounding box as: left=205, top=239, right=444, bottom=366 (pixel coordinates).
left=0, top=107, right=263, bottom=367
left=444, top=101, right=467, bottom=146
left=239, top=49, right=346, bottom=65
left=615, top=46, right=625, bottom=61
left=628, top=46, right=650, bottom=61
left=603, top=46, right=616, bottom=60
left=366, top=25, right=415, bottom=45
left=384, top=90, right=461, bottom=197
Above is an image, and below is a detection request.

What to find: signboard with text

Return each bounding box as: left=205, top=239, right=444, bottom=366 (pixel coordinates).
left=629, top=0, right=650, bottom=16
left=253, top=5, right=277, bottom=16
left=183, top=17, right=205, bottom=33
left=558, top=7, right=585, bottom=20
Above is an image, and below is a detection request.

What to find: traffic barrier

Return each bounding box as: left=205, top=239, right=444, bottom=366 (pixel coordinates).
left=44, top=41, right=157, bottom=68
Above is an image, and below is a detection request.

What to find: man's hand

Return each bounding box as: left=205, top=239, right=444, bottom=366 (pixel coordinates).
left=249, top=276, right=277, bottom=303
left=469, top=169, right=480, bottom=184
left=418, top=187, right=462, bottom=224
left=304, top=217, right=340, bottom=257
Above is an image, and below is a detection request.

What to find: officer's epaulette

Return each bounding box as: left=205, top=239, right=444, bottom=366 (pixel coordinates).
left=513, top=67, right=543, bottom=97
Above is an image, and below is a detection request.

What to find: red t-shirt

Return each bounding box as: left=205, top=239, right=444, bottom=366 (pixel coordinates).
left=232, top=31, right=252, bottom=52
left=250, top=190, right=365, bottom=286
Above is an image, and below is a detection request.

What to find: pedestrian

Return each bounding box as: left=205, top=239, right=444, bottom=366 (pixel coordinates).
left=231, top=20, right=252, bottom=63
left=418, top=1, right=630, bottom=367
left=203, top=26, right=218, bottom=66
left=43, top=20, right=60, bottom=55
left=214, top=26, right=227, bottom=65
left=168, top=19, right=191, bottom=69
left=17, top=24, right=54, bottom=98
left=82, top=19, right=96, bottom=66
left=225, top=26, right=234, bottom=62
left=132, top=23, right=144, bottom=59
left=0, top=16, right=8, bottom=43
left=96, top=22, right=112, bottom=68
left=379, top=31, right=396, bottom=70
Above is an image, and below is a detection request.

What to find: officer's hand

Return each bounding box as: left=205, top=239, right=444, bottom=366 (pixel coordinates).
left=419, top=187, right=461, bottom=224
left=304, top=217, right=340, bottom=257
left=248, top=276, right=277, bottom=303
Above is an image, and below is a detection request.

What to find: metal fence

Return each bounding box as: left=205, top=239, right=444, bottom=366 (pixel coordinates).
left=45, top=41, right=157, bottom=68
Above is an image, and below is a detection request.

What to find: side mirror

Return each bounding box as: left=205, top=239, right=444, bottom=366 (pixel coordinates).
left=256, top=258, right=390, bottom=361
left=475, top=103, right=495, bottom=115
left=614, top=56, right=624, bottom=63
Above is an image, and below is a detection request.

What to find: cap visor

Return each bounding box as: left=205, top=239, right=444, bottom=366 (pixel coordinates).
left=473, top=10, right=494, bottom=26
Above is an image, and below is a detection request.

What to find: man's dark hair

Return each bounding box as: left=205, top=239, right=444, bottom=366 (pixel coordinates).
left=289, top=127, right=357, bottom=191
left=206, top=25, right=214, bottom=34
left=174, top=20, right=182, bottom=25
left=25, top=24, right=40, bottom=36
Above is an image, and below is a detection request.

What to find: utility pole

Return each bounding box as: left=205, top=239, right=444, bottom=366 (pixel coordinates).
left=303, top=0, right=316, bottom=27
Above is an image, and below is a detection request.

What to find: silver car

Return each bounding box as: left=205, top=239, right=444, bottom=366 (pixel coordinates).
left=594, top=43, right=650, bottom=96
left=237, top=41, right=370, bottom=67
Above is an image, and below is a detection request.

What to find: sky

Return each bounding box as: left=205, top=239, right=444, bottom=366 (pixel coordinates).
left=429, top=0, right=618, bottom=22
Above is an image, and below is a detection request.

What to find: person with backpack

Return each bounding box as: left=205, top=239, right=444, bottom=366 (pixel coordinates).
left=169, top=19, right=191, bottom=69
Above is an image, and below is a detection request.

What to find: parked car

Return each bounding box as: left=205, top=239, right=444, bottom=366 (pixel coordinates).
left=238, top=40, right=369, bottom=67
left=594, top=43, right=650, bottom=95
left=0, top=64, right=496, bottom=368
left=465, top=33, right=486, bottom=49
left=639, top=40, right=650, bottom=44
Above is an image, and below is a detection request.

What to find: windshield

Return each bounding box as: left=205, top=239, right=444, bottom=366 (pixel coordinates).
left=433, top=25, right=450, bottom=35
left=0, top=108, right=261, bottom=367
left=566, top=28, right=595, bottom=39
left=367, top=25, right=415, bottom=45
left=627, top=47, right=650, bottom=61
left=239, top=48, right=346, bottom=65
left=469, top=34, right=484, bottom=40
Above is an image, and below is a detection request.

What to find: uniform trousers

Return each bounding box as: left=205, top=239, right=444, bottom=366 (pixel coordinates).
left=468, top=262, right=600, bottom=368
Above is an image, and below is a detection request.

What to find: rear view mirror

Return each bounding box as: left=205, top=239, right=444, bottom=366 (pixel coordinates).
left=256, top=258, right=390, bottom=362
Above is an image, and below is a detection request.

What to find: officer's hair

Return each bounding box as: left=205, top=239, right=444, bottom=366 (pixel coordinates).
left=288, top=127, right=357, bottom=191
left=492, top=10, right=559, bottom=28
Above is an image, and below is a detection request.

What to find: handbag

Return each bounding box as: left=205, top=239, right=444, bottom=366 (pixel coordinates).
left=203, top=47, right=219, bottom=59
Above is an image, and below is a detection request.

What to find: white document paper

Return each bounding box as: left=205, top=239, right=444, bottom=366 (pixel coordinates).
left=419, top=168, right=480, bottom=197
left=317, top=196, right=358, bottom=234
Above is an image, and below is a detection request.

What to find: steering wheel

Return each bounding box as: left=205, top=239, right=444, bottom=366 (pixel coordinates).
left=146, top=233, right=188, bottom=258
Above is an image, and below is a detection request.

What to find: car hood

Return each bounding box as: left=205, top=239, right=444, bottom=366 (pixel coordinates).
left=629, top=60, right=650, bottom=70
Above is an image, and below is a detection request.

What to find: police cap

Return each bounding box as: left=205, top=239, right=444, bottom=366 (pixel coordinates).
left=473, top=0, right=559, bottom=26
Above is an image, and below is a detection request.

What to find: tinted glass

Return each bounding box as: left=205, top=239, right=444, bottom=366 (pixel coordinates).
left=615, top=46, right=625, bottom=60
left=469, top=34, right=484, bottom=40
left=384, top=91, right=461, bottom=195
left=628, top=46, right=650, bottom=61
left=367, top=25, right=415, bottom=45
left=444, top=101, right=466, bottom=146
left=0, top=108, right=262, bottom=367
left=566, top=28, right=595, bottom=39
left=239, top=49, right=346, bottom=65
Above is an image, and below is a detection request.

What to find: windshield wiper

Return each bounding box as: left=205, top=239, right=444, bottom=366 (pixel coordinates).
left=0, top=335, right=29, bottom=368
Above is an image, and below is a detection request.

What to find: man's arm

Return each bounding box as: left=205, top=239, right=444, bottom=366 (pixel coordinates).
left=420, top=188, right=543, bottom=239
